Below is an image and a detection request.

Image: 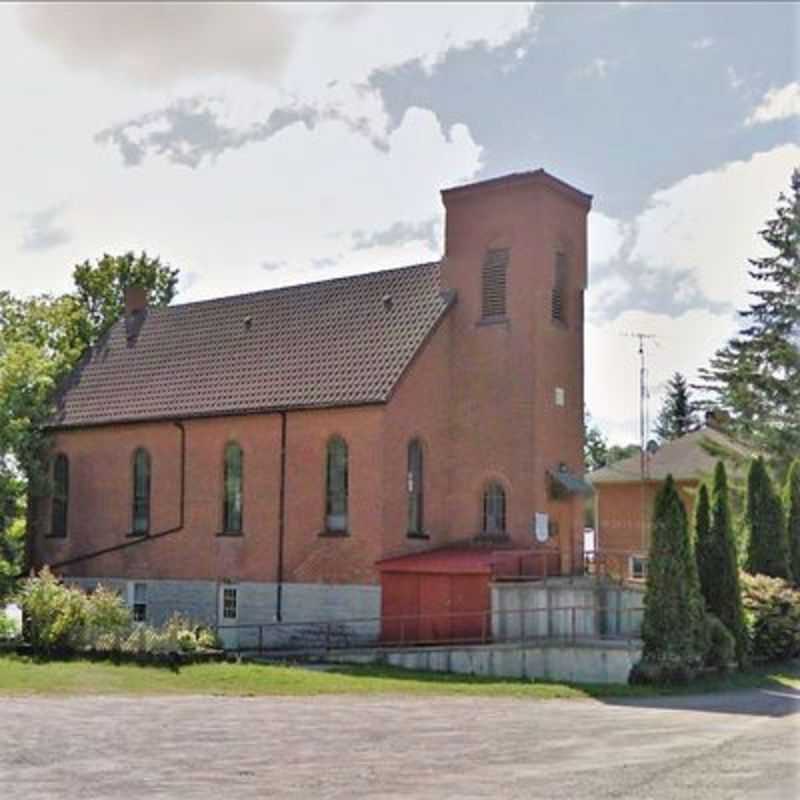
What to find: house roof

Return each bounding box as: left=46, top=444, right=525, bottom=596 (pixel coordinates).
left=588, top=427, right=754, bottom=485
left=50, top=261, right=455, bottom=429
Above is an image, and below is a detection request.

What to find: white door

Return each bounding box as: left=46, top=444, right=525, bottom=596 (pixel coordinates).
left=218, top=585, right=240, bottom=651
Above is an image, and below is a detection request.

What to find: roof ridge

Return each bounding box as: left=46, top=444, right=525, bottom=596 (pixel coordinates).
left=161, top=259, right=442, bottom=314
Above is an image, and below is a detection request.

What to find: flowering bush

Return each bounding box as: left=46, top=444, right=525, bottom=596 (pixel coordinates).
left=17, top=569, right=220, bottom=657
left=740, top=572, right=800, bottom=662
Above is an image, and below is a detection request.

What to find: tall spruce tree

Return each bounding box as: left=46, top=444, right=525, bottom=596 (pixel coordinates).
left=707, top=462, right=748, bottom=665
left=784, top=459, right=800, bottom=586
left=655, top=372, right=698, bottom=442
left=642, top=475, right=706, bottom=665
left=746, top=457, right=791, bottom=580
left=696, top=170, right=800, bottom=477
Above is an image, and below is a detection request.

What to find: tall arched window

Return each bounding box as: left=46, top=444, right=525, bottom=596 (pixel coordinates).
left=325, top=437, right=348, bottom=532
left=132, top=448, right=151, bottom=535
left=407, top=439, right=424, bottom=535
left=51, top=454, right=69, bottom=537
left=482, top=482, right=506, bottom=536
left=223, top=442, right=243, bottom=534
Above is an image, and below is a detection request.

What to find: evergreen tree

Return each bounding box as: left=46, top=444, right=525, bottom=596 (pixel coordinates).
left=642, top=475, right=706, bottom=665
left=696, top=170, right=800, bottom=477
left=707, top=462, right=748, bottom=665
left=584, top=408, right=608, bottom=471
left=694, top=483, right=714, bottom=605
left=746, top=457, right=791, bottom=580
left=784, top=459, right=800, bottom=586
left=655, top=372, right=698, bottom=441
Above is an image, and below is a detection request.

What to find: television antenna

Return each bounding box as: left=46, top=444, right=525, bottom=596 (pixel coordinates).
left=621, top=331, right=659, bottom=553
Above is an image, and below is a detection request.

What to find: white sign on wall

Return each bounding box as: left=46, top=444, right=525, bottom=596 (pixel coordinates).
left=533, top=512, right=549, bottom=543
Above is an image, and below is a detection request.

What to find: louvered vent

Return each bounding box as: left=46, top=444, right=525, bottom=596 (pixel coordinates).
left=551, top=251, right=568, bottom=323
left=481, top=248, right=509, bottom=319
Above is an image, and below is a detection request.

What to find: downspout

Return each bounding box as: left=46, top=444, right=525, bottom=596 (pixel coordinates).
left=275, top=411, right=287, bottom=622
left=46, top=420, right=186, bottom=571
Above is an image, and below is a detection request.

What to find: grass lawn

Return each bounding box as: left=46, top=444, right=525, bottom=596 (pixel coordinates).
left=0, top=654, right=798, bottom=699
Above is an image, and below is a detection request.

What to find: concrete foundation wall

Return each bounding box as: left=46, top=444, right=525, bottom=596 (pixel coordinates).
left=68, top=577, right=381, bottom=647
left=491, top=578, right=644, bottom=641
left=331, top=639, right=642, bottom=685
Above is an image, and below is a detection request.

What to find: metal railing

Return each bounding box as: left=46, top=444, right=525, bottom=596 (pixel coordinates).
left=489, top=548, right=648, bottom=584
left=215, top=603, right=644, bottom=656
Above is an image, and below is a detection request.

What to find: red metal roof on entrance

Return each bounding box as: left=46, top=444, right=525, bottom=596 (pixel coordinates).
left=376, top=548, right=495, bottom=575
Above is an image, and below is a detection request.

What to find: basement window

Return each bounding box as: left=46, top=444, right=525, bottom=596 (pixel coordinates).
left=130, top=582, right=147, bottom=622
left=629, top=555, right=648, bottom=581
left=222, top=587, right=238, bottom=621
left=481, top=248, right=509, bottom=319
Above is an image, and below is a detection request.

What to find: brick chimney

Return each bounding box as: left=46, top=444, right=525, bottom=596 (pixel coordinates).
left=124, top=285, right=148, bottom=317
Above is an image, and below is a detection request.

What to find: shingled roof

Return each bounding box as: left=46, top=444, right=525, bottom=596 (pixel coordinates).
left=588, top=427, right=753, bottom=485
left=51, top=261, right=455, bottom=429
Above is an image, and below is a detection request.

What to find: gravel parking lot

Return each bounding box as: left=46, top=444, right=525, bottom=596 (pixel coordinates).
left=2, top=685, right=798, bottom=799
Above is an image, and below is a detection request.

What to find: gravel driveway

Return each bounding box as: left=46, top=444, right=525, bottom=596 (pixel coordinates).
left=1, top=684, right=798, bottom=799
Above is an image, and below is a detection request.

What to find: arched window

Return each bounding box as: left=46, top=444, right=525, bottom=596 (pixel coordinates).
left=407, top=439, right=424, bottom=535
left=51, top=454, right=69, bottom=537
left=223, top=442, right=243, bottom=533
left=482, top=482, right=506, bottom=536
left=325, top=437, right=348, bottom=532
left=132, top=448, right=151, bottom=535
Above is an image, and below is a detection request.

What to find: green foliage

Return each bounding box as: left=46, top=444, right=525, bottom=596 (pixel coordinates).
left=584, top=409, right=608, bottom=471
left=641, top=475, right=706, bottom=669
left=694, top=483, right=713, bottom=601
left=704, top=614, right=736, bottom=672
left=741, top=572, right=800, bottom=662
left=72, top=251, right=178, bottom=345
left=696, top=169, right=800, bottom=476
left=0, top=610, right=20, bottom=641
left=746, top=457, right=791, bottom=580
left=700, top=463, right=748, bottom=665
left=17, top=569, right=217, bottom=656
left=655, top=372, right=698, bottom=442
left=16, top=567, right=88, bottom=654
left=784, top=459, right=800, bottom=586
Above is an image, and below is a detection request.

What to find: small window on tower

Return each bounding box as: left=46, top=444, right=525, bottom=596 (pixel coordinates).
left=552, top=251, right=568, bottom=324
left=481, top=248, right=509, bottom=319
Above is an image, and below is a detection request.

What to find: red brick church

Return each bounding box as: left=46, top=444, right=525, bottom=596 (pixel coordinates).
left=31, top=169, right=591, bottom=639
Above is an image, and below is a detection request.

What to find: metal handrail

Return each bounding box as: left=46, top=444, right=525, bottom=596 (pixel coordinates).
left=216, top=603, right=645, bottom=655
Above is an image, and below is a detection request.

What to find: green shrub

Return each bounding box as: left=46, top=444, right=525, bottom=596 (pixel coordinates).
left=704, top=614, right=736, bottom=672
left=17, top=568, right=89, bottom=654
left=84, top=585, right=131, bottom=649
left=642, top=475, right=706, bottom=668
left=629, top=659, right=694, bottom=686
left=0, top=610, right=20, bottom=641
left=741, top=571, right=800, bottom=662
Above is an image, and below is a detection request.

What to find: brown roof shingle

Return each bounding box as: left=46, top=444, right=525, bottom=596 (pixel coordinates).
left=588, top=427, right=754, bottom=484
left=51, top=261, right=454, bottom=429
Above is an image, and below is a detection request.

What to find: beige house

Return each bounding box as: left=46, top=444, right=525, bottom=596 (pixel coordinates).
left=589, top=425, right=752, bottom=580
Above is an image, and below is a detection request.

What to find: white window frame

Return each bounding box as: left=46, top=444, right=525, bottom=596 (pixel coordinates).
left=221, top=586, right=238, bottom=621
left=629, top=554, right=648, bottom=581
left=127, top=581, right=147, bottom=622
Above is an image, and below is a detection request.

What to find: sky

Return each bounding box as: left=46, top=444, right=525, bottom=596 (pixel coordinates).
left=1, top=2, right=798, bottom=445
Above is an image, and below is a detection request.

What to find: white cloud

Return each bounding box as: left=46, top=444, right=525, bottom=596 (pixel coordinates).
left=745, top=82, right=800, bottom=126
left=727, top=66, right=744, bottom=91
left=589, top=212, right=628, bottom=267
left=629, top=144, right=800, bottom=310
left=19, top=3, right=534, bottom=91
left=691, top=37, right=714, bottom=50
left=586, top=308, right=736, bottom=446
left=579, top=58, right=610, bottom=80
